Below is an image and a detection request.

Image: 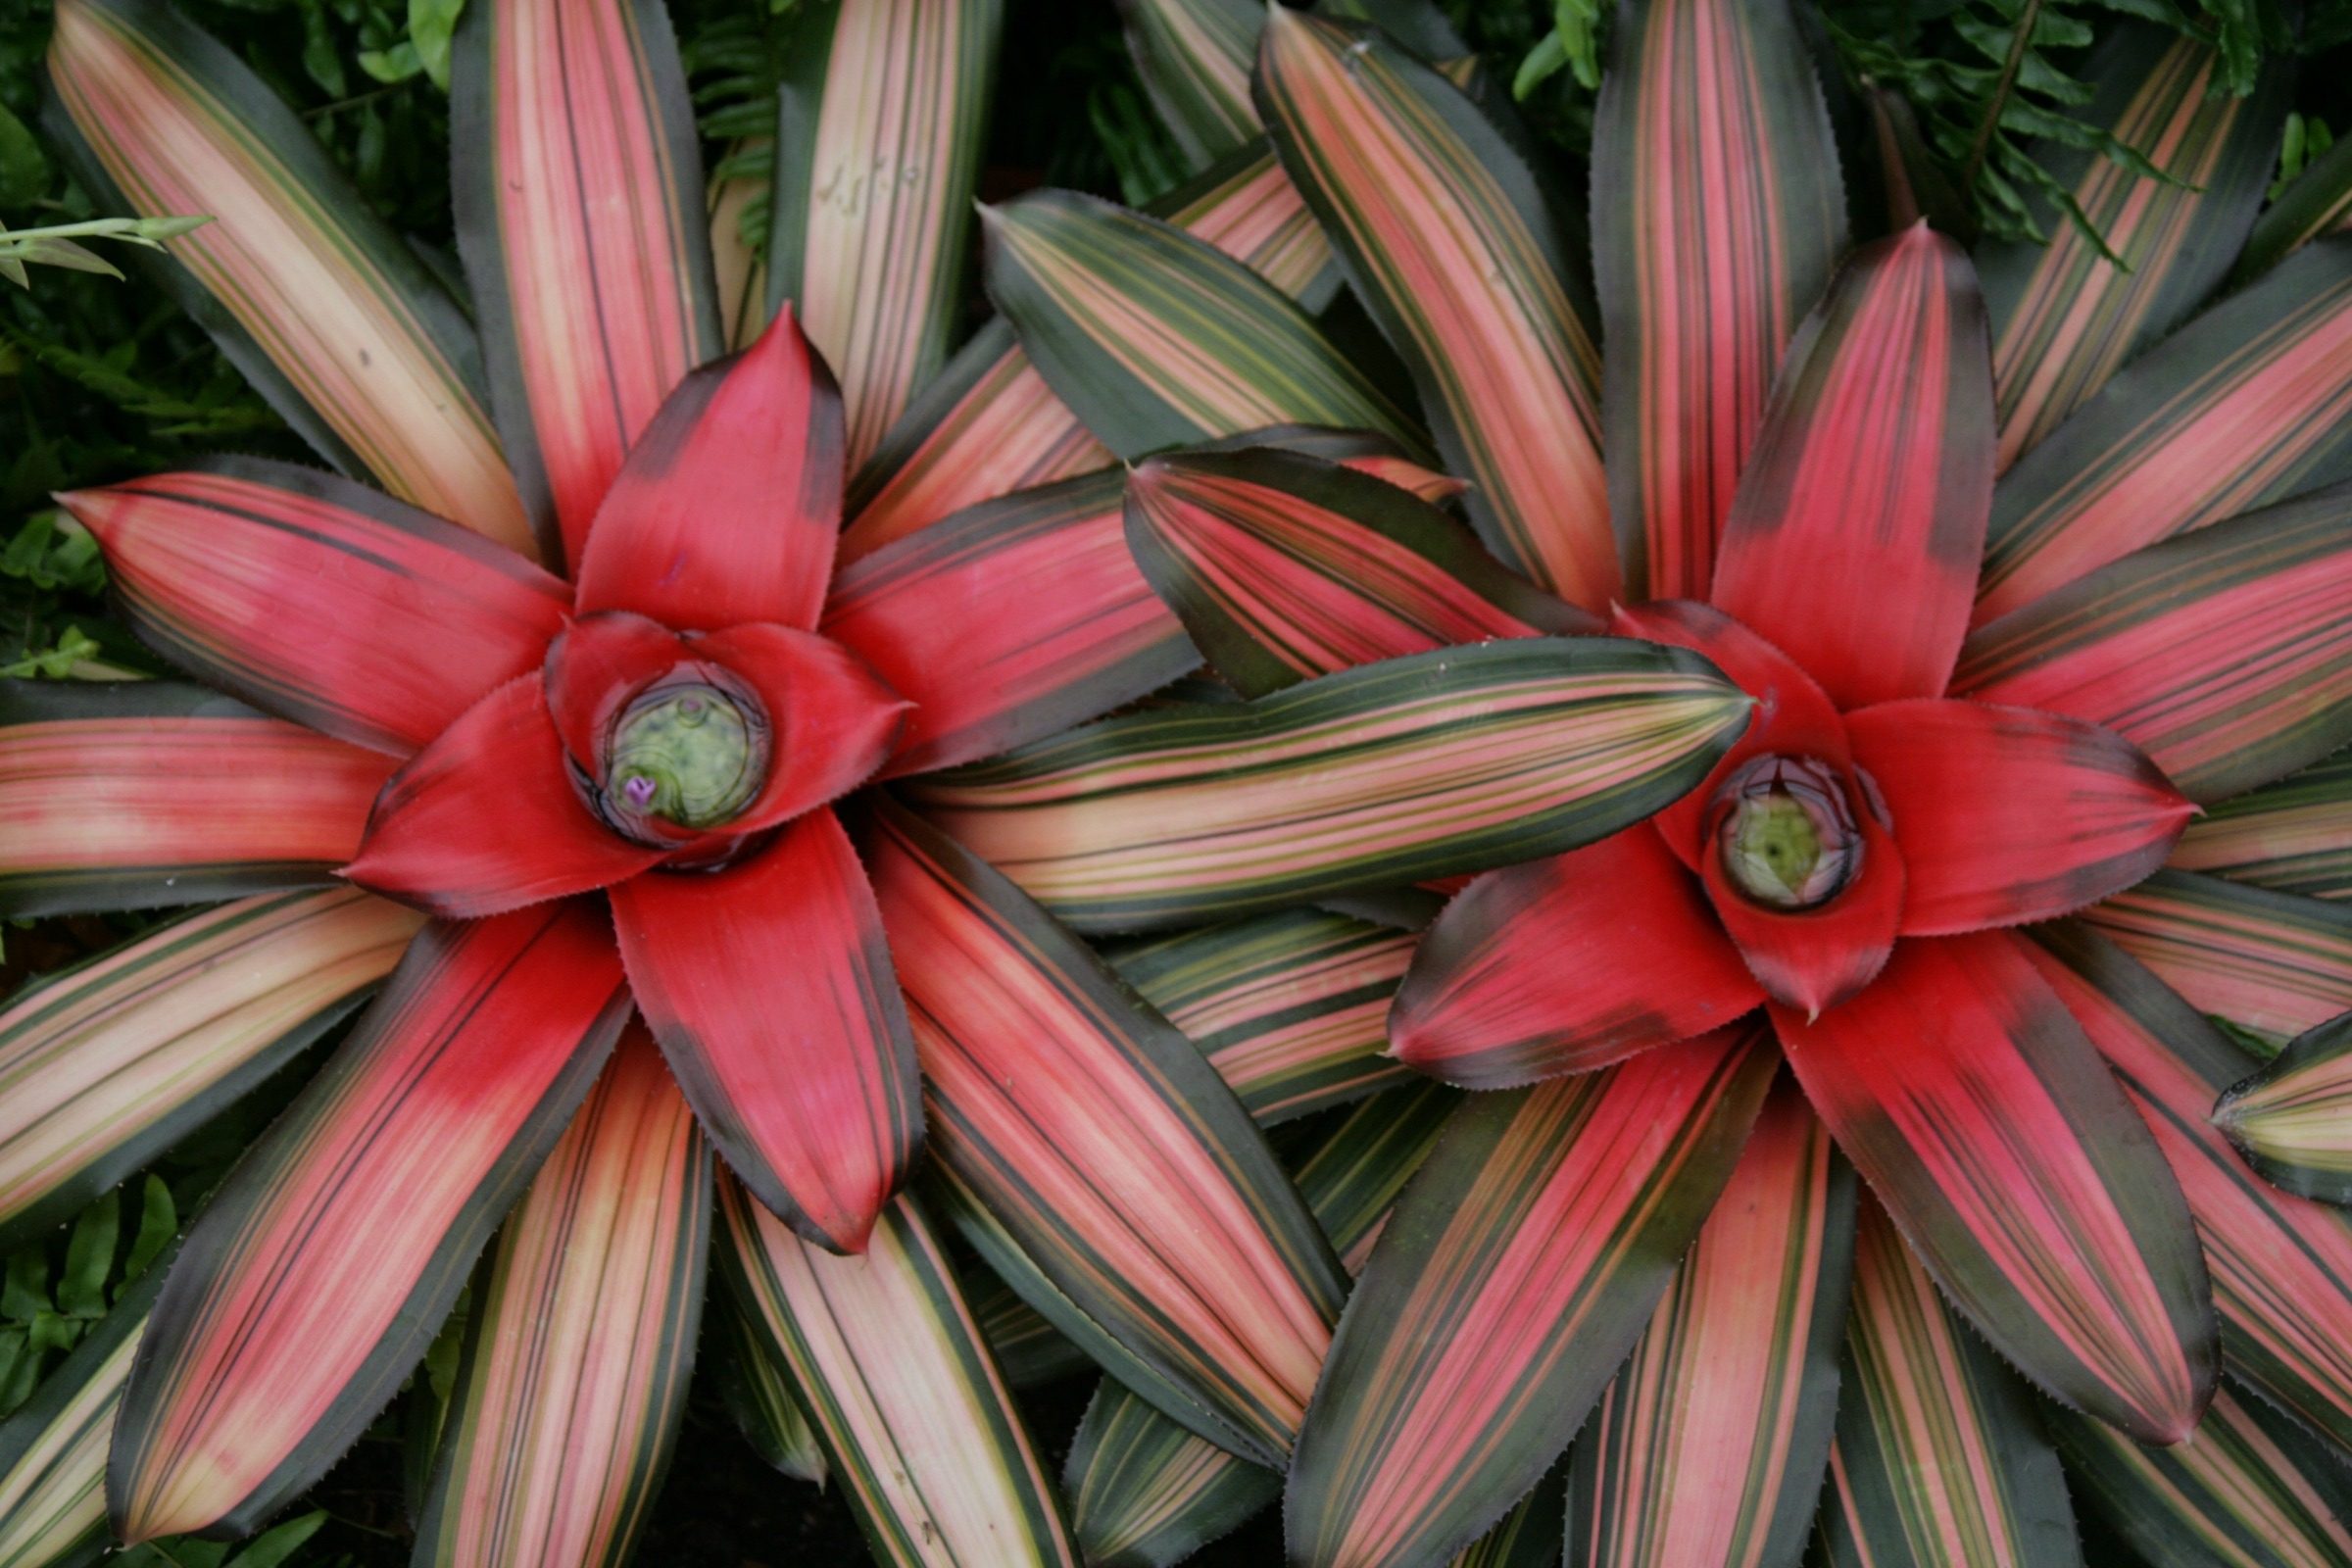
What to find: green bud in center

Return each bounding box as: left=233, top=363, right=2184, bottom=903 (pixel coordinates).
left=605, top=676, right=766, bottom=833
left=1714, top=756, right=1861, bottom=910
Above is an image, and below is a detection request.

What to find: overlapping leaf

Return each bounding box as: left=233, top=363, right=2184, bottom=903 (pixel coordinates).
left=1979, top=238, right=2352, bottom=622
left=1591, top=0, right=1844, bottom=601
left=0, top=887, right=417, bottom=1253
left=1257, top=11, right=1612, bottom=605
left=1286, top=1026, right=1778, bottom=1568
left=908, top=638, right=1752, bottom=932
left=2082, top=869, right=2352, bottom=1045
left=769, top=0, right=1001, bottom=467
left=416, top=1032, right=710, bottom=1568
left=1979, top=27, right=2287, bottom=466
left=44, top=0, right=533, bottom=553
left=720, top=1184, right=1078, bottom=1567
left=0, top=682, right=395, bottom=918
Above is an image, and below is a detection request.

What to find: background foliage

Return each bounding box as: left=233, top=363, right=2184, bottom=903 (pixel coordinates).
left=2, top=0, right=2349, bottom=1558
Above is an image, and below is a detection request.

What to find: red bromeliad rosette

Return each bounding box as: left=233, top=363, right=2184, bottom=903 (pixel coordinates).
left=2, top=0, right=1779, bottom=1557
left=910, top=4, right=2352, bottom=1565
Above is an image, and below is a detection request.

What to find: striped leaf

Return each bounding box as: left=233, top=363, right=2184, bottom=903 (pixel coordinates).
left=967, top=1268, right=1092, bottom=1390
left=1124, top=445, right=1593, bottom=699
left=719, top=1183, right=1079, bottom=1567
left=2082, top=869, right=2352, bottom=1046
left=2216, top=1012, right=2352, bottom=1202
left=1591, top=0, right=1845, bottom=602
left=907, top=637, right=1753, bottom=933
left=2025, top=923, right=2352, bottom=1477
left=1152, top=139, right=1341, bottom=309
left=1065, top=1380, right=1279, bottom=1568
left=1104, top=906, right=1416, bottom=1124
left=2238, top=131, right=2352, bottom=283
left=1956, top=483, right=2352, bottom=805
left=823, top=468, right=1196, bottom=777
left=1565, top=1082, right=1855, bottom=1568
left=1257, top=10, right=1613, bottom=606
left=1845, top=700, right=2194, bottom=937
left=108, top=903, right=630, bottom=1542
left=416, top=1030, right=710, bottom=1568
left=1391, top=827, right=1763, bottom=1089
left=982, top=188, right=1423, bottom=462
left=62, top=458, right=571, bottom=755
left=1980, top=28, right=2287, bottom=467
left=2173, top=755, right=2352, bottom=901
left=1457, top=1479, right=1567, bottom=1568
left=1119, top=0, right=1258, bottom=166
left=43, top=0, right=532, bottom=554
left=1066, top=1085, right=1458, bottom=1567
left=0, top=681, right=397, bottom=918
left=1978, top=237, right=2352, bottom=622
left=769, top=0, right=1002, bottom=468
left=844, top=142, right=1332, bottom=561
left=1816, top=1197, right=2085, bottom=1568
left=0, top=1260, right=161, bottom=1568
left=870, top=803, right=1347, bottom=1465
left=613, top=808, right=918, bottom=1253
left=1709, top=226, right=1996, bottom=711
left=1774, top=932, right=2215, bottom=1446
left=0, top=887, right=417, bottom=1254
left=1286, top=1025, right=1779, bottom=1568
left=453, top=0, right=721, bottom=567
left=923, top=1154, right=1225, bottom=1442
left=712, top=1294, right=827, bottom=1485
left=2047, top=1386, right=2352, bottom=1568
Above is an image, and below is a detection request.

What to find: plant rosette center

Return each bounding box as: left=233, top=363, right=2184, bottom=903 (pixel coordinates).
left=595, top=667, right=771, bottom=843
left=1709, top=753, right=1862, bottom=910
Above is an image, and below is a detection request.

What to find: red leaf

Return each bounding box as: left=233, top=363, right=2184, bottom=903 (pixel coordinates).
left=612, top=808, right=918, bottom=1252
left=453, top=0, right=720, bottom=566
left=1775, top=931, right=2215, bottom=1443
left=1391, top=827, right=1760, bottom=1088
left=1710, top=226, right=1997, bottom=709
left=65, top=461, right=568, bottom=756
left=572, top=307, right=844, bottom=633
left=1847, top=698, right=2193, bottom=935
left=343, top=674, right=661, bottom=919
left=1610, top=599, right=1848, bottom=869
left=0, top=689, right=397, bottom=917
left=107, top=902, right=629, bottom=1540
left=824, top=471, right=1195, bottom=776
left=1591, top=0, right=1845, bottom=601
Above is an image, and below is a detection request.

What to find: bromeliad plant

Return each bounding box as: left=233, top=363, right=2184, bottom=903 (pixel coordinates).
left=911, top=2, right=2352, bottom=1565
left=0, top=0, right=1777, bottom=1561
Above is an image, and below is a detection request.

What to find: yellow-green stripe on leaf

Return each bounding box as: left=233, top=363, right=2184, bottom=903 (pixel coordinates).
left=770, top=0, right=1003, bottom=468
left=0, top=887, right=417, bottom=1255
left=1257, top=11, right=1613, bottom=607
left=0, top=1260, right=162, bottom=1568
left=2047, top=1387, right=2352, bottom=1568
left=44, top=0, right=533, bottom=554
left=719, top=1184, right=1080, bottom=1568
left=2217, top=1010, right=2352, bottom=1204
left=909, top=637, right=1752, bottom=933
left=982, top=188, right=1425, bottom=464
left=415, top=1033, right=710, bottom=1568
left=1979, top=26, right=2288, bottom=468
left=1817, top=1198, right=2086, bottom=1568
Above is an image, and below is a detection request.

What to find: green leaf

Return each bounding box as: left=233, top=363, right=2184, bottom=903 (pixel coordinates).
left=56, top=1189, right=116, bottom=1320
left=0, top=104, right=49, bottom=207
left=223, top=1510, right=328, bottom=1568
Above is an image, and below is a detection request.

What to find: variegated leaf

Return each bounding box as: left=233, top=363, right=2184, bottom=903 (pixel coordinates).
left=908, top=638, right=1753, bottom=933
